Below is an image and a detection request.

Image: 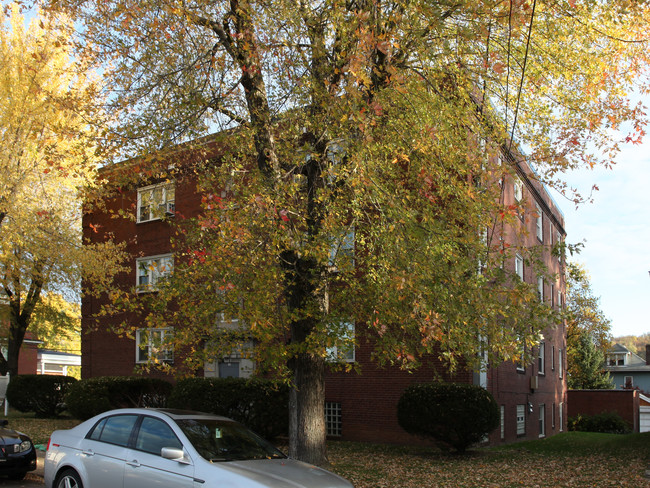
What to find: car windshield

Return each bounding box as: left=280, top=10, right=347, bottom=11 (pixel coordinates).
left=174, top=418, right=286, bottom=462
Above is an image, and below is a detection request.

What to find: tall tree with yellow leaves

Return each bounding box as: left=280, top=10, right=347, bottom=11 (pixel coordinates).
left=0, top=3, right=126, bottom=377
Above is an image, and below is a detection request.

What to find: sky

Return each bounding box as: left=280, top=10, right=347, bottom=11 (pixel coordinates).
left=555, top=135, right=650, bottom=338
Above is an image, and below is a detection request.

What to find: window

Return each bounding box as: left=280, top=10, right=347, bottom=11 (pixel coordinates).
left=552, top=402, right=556, bottom=429
left=325, top=402, right=342, bottom=437
left=538, top=341, right=545, bottom=376
left=558, top=348, right=563, bottom=379
left=500, top=405, right=505, bottom=440
left=539, top=404, right=546, bottom=438
left=514, top=177, right=523, bottom=202
left=329, top=229, right=355, bottom=270
left=136, top=328, right=173, bottom=363
left=535, top=203, right=543, bottom=241
left=135, top=416, right=183, bottom=455
left=326, top=321, right=355, bottom=363
left=550, top=283, right=555, bottom=308
left=516, top=405, right=526, bottom=436
left=551, top=345, right=556, bottom=371
left=624, top=376, right=634, bottom=388
left=515, top=254, right=524, bottom=280
left=89, top=415, right=139, bottom=447
left=559, top=402, right=564, bottom=431
left=537, top=276, right=544, bottom=302
left=136, top=254, right=173, bottom=291
left=516, top=341, right=526, bottom=372
left=557, top=289, right=562, bottom=309
left=137, top=182, right=176, bottom=223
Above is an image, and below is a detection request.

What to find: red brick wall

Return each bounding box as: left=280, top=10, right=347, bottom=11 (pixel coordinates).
left=567, top=389, right=640, bottom=432
left=17, top=342, right=38, bottom=375
left=325, top=345, right=471, bottom=444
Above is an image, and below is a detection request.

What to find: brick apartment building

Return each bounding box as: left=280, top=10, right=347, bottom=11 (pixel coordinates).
left=82, top=134, right=567, bottom=446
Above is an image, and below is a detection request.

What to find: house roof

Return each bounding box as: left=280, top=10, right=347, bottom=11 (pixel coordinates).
left=608, top=343, right=631, bottom=354
left=605, top=343, right=649, bottom=371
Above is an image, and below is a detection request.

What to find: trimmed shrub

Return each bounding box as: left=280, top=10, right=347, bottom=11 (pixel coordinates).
left=397, top=382, right=500, bottom=453
left=65, top=376, right=173, bottom=420
left=568, top=412, right=630, bottom=434
left=6, top=374, right=77, bottom=418
left=167, top=377, right=289, bottom=439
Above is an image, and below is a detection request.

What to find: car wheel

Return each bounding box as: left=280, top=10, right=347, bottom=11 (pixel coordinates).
left=55, top=469, right=83, bottom=488
left=8, top=471, right=26, bottom=480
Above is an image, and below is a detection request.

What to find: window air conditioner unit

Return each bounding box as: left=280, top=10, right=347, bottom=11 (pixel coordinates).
left=530, top=376, right=539, bottom=390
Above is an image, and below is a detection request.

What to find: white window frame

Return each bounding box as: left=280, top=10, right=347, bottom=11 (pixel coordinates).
left=537, top=276, right=544, bottom=302
left=136, top=254, right=174, bottom=292
left=516, top=404, right=526, bottom=436
left=136, top=328, right=173, bottom=363
left=516, top=342, right=526, bottom=373
left=538, top=341, right=545, bottom=376
left=539, top=404, right=546, bottom=438
left=558, top=348, right=564, bottom=379
left=535, top=203, right=543, bottom=241
left=514, top=177, right=524, bottom=202
left=326, top=321, right=355, bottom=363
left=551, top=345, right=556, bottom=371
left=137, top=182, right=176, bottom=223
left=515, top=254, right=524, bottom=280
left=559, top=402, right=564, bottom=431
left=550, top=283, right=555, bottom=308
left=552, top=402, right=556, bottom=429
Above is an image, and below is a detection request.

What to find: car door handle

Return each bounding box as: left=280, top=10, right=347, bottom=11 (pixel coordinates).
left=82, top=449, right=94, bottom=456
left=126, top=460, right=141, bottom=467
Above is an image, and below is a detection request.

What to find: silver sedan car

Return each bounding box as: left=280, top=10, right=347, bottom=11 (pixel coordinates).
left=45, top=408, right=353, bottom=488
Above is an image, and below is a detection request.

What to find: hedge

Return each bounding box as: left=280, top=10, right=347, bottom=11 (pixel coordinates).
left=568, top=412, right=630, bottom=434
left=397, top=382, right=500, bottom=453
left=6, top=374, right=78, bottom=418
left=167, top=377, right=289, bottom=439
left=65, top=376, right=173, bottom=420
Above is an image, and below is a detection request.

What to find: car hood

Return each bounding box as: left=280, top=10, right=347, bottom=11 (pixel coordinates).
left=0, top=427, right=26, bottom=443
left=215, top=458, right=353, bottom=488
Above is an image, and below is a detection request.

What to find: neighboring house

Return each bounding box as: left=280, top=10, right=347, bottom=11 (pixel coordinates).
left=81, top=134, right=567, bottom=446
left=36, top=350, right=81, bottom=376
left=605, top=343, right=650, bottom=394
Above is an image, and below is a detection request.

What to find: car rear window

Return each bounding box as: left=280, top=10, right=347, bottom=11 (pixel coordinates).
left=88, top=415, right=139, bottom=447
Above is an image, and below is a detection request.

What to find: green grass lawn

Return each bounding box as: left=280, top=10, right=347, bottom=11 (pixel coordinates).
left=6, top=414, right=649, bottom=488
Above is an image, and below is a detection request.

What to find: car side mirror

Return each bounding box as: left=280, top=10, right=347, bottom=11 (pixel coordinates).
left=161, top=447, right=190, bottom=465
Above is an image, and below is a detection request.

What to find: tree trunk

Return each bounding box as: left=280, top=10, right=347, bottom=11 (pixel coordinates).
left=282, top=250, right=328, bottom=465
left=289, top=352, right=327, bottom=466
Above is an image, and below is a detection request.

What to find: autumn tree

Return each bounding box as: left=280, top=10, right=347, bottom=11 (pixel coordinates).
left=0, top=3, right=125, bottom=377
left=566, top=263, right=612, bottom=349
left=52, top=0, right=650, bottom=464
left=565, top=262, right=614, bottom=389
left=31, top=293, right=81, bottom=354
